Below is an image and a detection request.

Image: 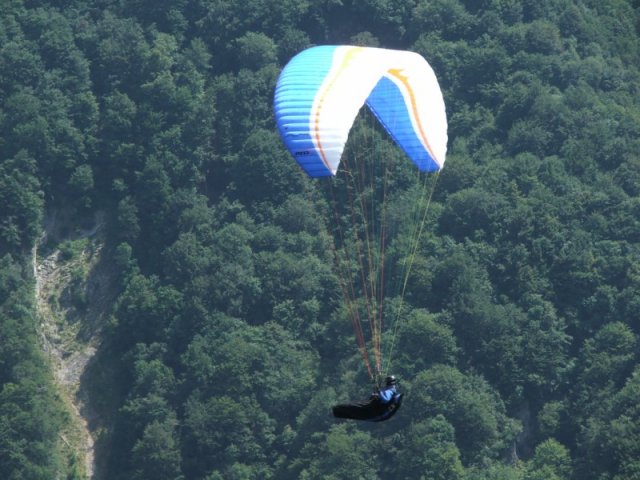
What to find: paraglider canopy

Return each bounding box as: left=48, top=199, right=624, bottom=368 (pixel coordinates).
left=274, top=45, right=448, bottom=178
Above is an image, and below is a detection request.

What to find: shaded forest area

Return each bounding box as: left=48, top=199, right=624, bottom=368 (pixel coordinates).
left=1, top=0, right=639, bottom=479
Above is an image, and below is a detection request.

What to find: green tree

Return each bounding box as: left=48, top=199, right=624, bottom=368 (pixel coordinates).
left=572, top=321, right=638, bottom=429
left=113, top=273, right=183, bottom=347
left=576, top=356, right=640, bottom=480
left=131, top=416, right=183, bottom=480
left=392, top=415, right=465, bottom=480
left=395, top=309, right=459, bottom=374
left=295, top=424, right=378, bottom=480
left=0, top=287, right=66, bottom=478
left=235, top=32, right=278, bottom=70
left=182, top=393, right=274, bottom=478
left=525, top=439, right=572, bottom=480
left=181, top=321, right=318, bottom=422
left=412, top=365, right=521, bottom=465
left=0, top=152, right=43, bottom=253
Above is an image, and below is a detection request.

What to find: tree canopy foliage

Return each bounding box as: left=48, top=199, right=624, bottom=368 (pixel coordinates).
left=1, top=0, right=639, bottom=478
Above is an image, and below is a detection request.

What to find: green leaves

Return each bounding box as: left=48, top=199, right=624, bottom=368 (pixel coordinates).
left=0, top=152, right=43, bottom=254
left=393, top=415, right=465, bottom=480
left=294, top=424, right=378, bottom=480
left=412, top=365, right=521, bottom=465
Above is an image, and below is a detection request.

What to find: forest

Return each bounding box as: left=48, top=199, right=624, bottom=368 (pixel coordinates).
left=0, top=0, right=639, bottom=479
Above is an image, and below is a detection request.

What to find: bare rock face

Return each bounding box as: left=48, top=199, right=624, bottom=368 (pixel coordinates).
left=34, top=211, right=116, bottom=479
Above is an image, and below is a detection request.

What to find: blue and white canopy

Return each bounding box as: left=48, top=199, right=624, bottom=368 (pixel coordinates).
left=274, top=45, right=448, bottom=177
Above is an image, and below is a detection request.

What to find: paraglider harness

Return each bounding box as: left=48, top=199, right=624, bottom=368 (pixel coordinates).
left=332, top=376, right=403, bottom=422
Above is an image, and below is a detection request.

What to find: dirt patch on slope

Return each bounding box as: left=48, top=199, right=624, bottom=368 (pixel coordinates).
left=34, top=212, right=117, bottom=479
